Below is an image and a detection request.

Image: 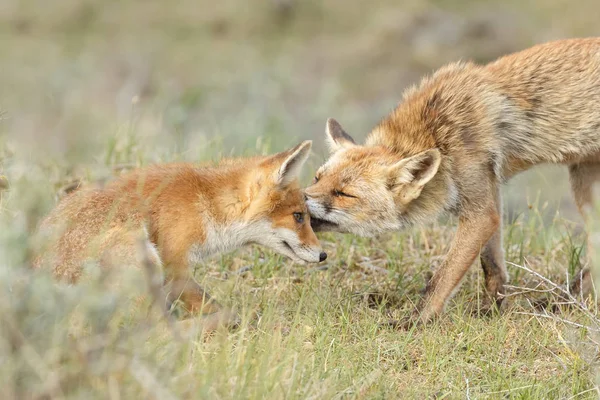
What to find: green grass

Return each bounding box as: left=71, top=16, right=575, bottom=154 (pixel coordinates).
left=2, top=0, right=600, bottom=398
left=1, top=147, right=599, bottom=398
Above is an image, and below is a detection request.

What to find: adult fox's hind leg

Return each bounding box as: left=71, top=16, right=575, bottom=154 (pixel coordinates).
left=568, top=162, right=600, bottom=297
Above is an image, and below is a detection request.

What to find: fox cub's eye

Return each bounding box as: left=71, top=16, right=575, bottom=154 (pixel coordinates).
left=313, top=175, right=319, bottom=184
left=293, top=212, right=304, bottom=223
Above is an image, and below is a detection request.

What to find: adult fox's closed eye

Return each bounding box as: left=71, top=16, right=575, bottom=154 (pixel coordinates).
left=306, top=38, right=600, bottom=326
left=34, top=140, right=326, bottom=330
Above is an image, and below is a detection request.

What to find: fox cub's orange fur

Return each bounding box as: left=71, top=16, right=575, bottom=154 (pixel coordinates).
left=35, top=141, right=326, bottom=324
left=306, top=38, right=600, bottom=326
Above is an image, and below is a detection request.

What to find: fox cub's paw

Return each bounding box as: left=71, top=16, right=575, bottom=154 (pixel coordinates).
left=176, top=309, right=241, bottom=338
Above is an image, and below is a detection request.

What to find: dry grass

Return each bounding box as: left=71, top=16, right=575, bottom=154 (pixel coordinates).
left=2, top=0, right=600, bottom=398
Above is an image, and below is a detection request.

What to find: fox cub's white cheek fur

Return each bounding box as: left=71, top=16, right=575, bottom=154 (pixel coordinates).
left=275, top=227, right=323, bottom=264
left=250, top=222, right=322, bottom=264
left=188, top=218, right=322, bottom=264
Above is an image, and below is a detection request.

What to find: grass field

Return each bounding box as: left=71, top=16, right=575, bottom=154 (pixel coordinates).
left=3, top=129, right=600, bottom=399
left=2, top=164, right=600, bottom=398
left=2, top=0, right=600, bottom=398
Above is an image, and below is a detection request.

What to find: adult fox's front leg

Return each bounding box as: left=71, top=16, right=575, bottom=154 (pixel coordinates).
left=413, top=196, right=501, bottom=325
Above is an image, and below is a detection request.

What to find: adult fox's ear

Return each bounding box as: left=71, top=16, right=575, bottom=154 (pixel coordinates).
left=325, top=118, right=356, bottom=154
left=387, top=148, right=441, bottom=193
left=271, top=140, right=312, bottom=187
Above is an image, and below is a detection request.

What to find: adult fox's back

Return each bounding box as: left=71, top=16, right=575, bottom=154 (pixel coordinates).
left=486, top=38, right=600, bottom=171
left=370, top=38, right=600, bottom=180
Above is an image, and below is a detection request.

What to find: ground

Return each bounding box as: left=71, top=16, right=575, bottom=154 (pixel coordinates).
left=1, top=0, right=600, bottom=398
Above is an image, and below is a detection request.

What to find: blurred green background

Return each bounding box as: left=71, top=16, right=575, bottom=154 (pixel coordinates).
left=2, top=0, right=599, bottom=221
left=1, top=4, right=599, bottom=397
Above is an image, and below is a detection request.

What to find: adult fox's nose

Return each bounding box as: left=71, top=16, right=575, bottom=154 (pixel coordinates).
left=319, top=252, right=328, bottom=262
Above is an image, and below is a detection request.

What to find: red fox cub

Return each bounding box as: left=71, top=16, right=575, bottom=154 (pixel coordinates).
left=306, top=38, right=600, bottom=327
left=35, top=141, right=326, bottom=325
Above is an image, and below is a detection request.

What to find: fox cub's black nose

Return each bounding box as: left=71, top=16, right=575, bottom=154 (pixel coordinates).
left=319, top=252, right=327, bottom=262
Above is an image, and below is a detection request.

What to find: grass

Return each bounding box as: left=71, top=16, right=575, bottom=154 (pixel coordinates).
left=2, top=0, right=600, bottom=398
left=1, top=137, right=599, bottom=398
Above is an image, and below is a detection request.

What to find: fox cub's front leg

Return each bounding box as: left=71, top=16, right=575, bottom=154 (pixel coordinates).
left=164, top=274, right=239, bottom=335
left=166, top=276, right=222, bottom=317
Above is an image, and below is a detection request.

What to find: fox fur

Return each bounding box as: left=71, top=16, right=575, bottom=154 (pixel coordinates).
left=306, top=38, right=600, bottom=326
left=35, top=141, right=326, bottom=329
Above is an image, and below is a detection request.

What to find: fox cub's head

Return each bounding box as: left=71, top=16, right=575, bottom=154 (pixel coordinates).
left=305, top=119, right=449, bottom=237
left=248, top=141, right=327, bottom=264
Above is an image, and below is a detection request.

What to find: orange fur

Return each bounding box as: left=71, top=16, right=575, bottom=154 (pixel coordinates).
left=35, top=141, right=325, bottom=328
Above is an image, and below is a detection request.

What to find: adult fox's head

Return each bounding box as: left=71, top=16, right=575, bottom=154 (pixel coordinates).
left=305, top=119, right=456, bottom=237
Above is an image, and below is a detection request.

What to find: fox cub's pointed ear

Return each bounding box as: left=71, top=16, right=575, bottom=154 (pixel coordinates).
left=325, top=118, right=356, bottom=154
left=388, top=148, right=441, bottom=190
left=275, top=140, right=312, bottom=187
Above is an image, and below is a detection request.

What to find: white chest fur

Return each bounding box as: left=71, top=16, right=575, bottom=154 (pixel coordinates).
left=186, top=219, right=272, bottom=266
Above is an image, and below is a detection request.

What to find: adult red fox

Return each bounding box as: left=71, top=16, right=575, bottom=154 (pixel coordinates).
left=306, top=38, right=600, bottom=326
